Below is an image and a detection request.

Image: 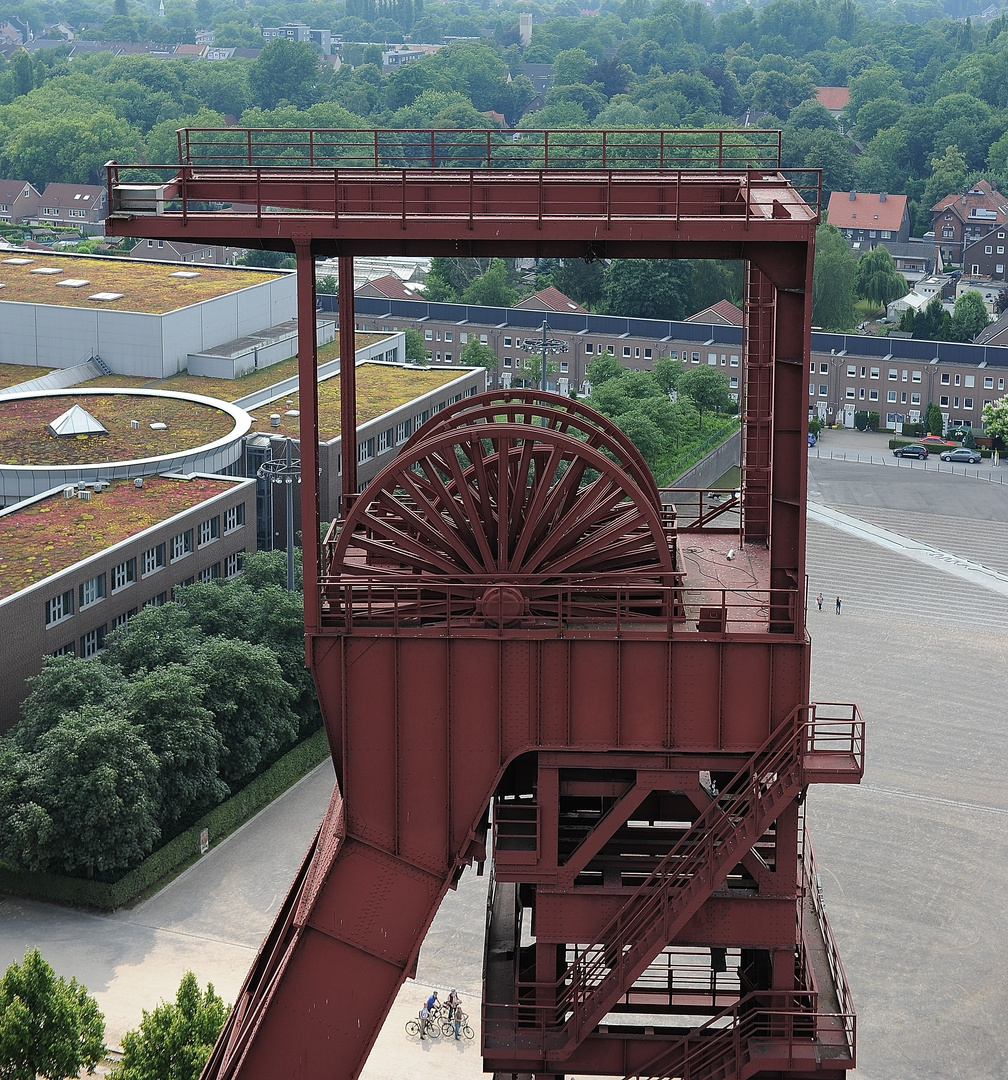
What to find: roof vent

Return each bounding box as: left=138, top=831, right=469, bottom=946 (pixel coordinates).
left=880, top=191, right=887, bottom=202
left=849, top=190, right=856, bottom=201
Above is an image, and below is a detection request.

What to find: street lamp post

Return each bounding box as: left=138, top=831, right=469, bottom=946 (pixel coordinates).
left=256, top=437, right=302, bottom=591
left=518, top=319, right=569, bottom=391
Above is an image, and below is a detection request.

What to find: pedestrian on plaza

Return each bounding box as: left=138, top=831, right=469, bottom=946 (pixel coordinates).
left=816, top=593, right=823, bottom=611
left=836, top=596, right=842, bottom=614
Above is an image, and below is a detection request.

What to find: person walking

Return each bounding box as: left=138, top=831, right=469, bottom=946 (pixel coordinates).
left=836, top=596, right=842, bottom=614
left=816, top=593, right=823, bottom=611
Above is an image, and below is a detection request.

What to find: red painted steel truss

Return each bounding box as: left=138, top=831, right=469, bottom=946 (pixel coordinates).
left=105, top=131, right=862, bottom=1080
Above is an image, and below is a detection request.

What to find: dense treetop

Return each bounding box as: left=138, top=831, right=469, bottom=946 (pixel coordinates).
left=1, top=0, right=1008, bottom=221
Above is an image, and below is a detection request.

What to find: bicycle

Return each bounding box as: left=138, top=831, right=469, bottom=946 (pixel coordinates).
left=405, top=1016, right=441, bottom=1039
left=441, top=1010, right=474, bottom=1040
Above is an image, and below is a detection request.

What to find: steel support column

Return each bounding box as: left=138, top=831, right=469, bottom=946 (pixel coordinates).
left=338, top=256, right=357, bottom=508
left=295, top=241, right=320, bottom=636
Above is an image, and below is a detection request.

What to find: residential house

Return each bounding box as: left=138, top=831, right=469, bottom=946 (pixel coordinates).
left=513, top=287, right=589, bottom=314
left=932, top=179, right=1008, bottom=268
left=826, top=190, right=911, bottom=254
left=0, top=180, right=41, bottom=224
left=382, top=43, right=440, bottom=70
left=963, top=227, right=1008, bottom=280
left=886, top=239, right=933, bottom=285
left=686, top=300, right=744, bottom=326
left=130, top=239, right=242, bottom=265
left=815, top=86, right=850, bottom=129
left=34, top=183, right=108, bottom=232
left=354, top=274, right=418, bottom=301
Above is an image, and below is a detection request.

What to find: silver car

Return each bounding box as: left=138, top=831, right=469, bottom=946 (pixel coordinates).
left=939, top=447, right=982, bottom=463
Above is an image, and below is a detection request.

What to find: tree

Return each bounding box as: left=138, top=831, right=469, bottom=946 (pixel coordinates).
left=925, top=401, right=944, bottom=435
left=652, top=356, right=687, bottom=395
left=105, top=603, right=199, bottom=677
left=996, top=287, right=1008, bottom=317
left=585, top=354, right=625, bottom=389
left=403, top=327, right=429, bottom=362
left=553, top=258, right=605, bottom=309
left=981, top=395, right=1008, bottom=448
left=677, top=367, right=734, bottom=430
left=249, top=39, right=321, bottom=110
left=601, top=260, right=694, bottom=321
left=111, top=973, right=226, bottom=1080
left=812, top=223, right=857, bottom=331
left=460, top=337, right=497, bottom=372
left=614, top=408, right=665, bottom=467
left=14, top=655, right=124, bottom=750
left=0, top=949, right=106, bottom=1080
left=950, top=289, right=989, bottom=342
left=0, top=707, right=160, bottom=877
left=461, top=258, right=518, bottom=307
left=855, top=246, right=907, bottom=308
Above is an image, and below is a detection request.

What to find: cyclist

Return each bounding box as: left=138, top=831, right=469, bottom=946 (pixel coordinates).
left=446, top=988, right=462, bottom=1039
left=420, top=990, right=438, bottom=1039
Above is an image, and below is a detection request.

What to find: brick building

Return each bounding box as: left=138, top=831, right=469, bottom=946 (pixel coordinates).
left=932, top=180, right=1008, bottom=268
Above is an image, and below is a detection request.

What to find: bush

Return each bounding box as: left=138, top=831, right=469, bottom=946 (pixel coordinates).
left=867, top=411, right=880, bottom=431
left=853, top=410, right=868, bottom=431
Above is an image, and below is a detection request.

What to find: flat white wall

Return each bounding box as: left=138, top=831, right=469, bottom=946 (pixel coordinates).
left=97, top=310, right=164, bottom=377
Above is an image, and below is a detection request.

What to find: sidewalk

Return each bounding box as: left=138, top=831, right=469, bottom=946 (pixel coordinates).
left=810, top=427, right=1004, bottom=482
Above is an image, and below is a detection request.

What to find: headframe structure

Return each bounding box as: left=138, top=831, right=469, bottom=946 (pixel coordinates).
left=106, top=128, right=864, bottom=1080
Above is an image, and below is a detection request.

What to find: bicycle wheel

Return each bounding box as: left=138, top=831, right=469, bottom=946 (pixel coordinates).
left=427, top=1021, right=441, bottom=1039
left=462, top=1023, right=474, bottom=1040
left=405, top=1020, right=420, bottom=1037
left=441, top=1021, right=454, bottom=1038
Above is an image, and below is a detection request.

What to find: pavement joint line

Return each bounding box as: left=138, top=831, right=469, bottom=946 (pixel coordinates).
left=110, top=921, right=261, bottom=951
left=860, top=784, right=1008, bottom=819
left=807, top=502, right=1008, bottom=599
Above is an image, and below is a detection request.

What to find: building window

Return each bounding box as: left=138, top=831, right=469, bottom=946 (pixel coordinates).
left=144, top=592, right=167, bottom=609
left=198, top=563, right=221, bottom=584
left=730, top=376, right=739, bottom=389
left=502, top=336, right=510, bottom=346
left=224, top=504, right=244, bottom=533
left=846, top=387, right=856, bottom=399
left=459, top=332, right=468, bottom=344
left=820, top=363, right=829, bottom=375
left=869, top=389, right=879, bottom=401
left=143, top=543, right=166, bottom=576
left=225, top=550, right=244, bottom=578
left=940, top=395, right=949, bottom=407
left=623, top=346, right=631, bottom=357
left=114, top=608, right=137, bottom=630
left=1001, top=379, right=1005, bottom=390
left=911, top=393, right=920, bottom=405
left=198, top=517, right=220, bottom=547
left=504, top=357, right=512, bottom=367
left=480, top=335, right=488, bottom=344
left=984, top=377, right=994, bottom=389
left=941, top=372, right=951, bottom=385
left=965, top=375, right=975, bottom=388
left=730, top=355, right=739, bottom=366
left=379, top=428, right=391, bottom=452
left=859, top=388, right=866, bottom=399
left=870, top=367, right=880, bottom=379
left=912, top=371, right=922, bottom=383
left=172, top=529, right=193, bottom=561
left=79, top=573, right=106, bottom=610
left=358, top=438, right=374, bottom=463
left=444, top=353, right=452, bottom=363
left=847, top=365, right=856, bottom=377
left=80, top=625, right=106, bottom=659
left=585, top=343, right=594, bottom=354
left=999, top=265, right=1005, bottom=275
left=608, top=345, right=615, bottom=355
left=818, top=384, right=828, bottom=397
left=45, top=589, right=74, bottom=628
left=395, top=419, right=411, bottom=443
left=954, top=396, right=960, bottom=408
left=424, top=328, right=432, bottom=340
left=809, top=382, right=815, bottom=397
left=888, top=390, right=897, bottom=402
left=901, top=392, right=907, bottom=404
left=644, top=348, right=652, bottom=359
left=52, top=642, right=75, bottom=658
left=111, top=558, right=136, bottom=593
left=954, top=374, right=961, bottom=386
left=965, top=397, right=974, bottom=409
left=986, top=245, right=993, bottom=254
left=888, top=370, right=897, bottom=380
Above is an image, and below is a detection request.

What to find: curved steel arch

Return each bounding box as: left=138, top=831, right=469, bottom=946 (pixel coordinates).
left=331, top=420, right=672, bottom=581
left=402, top=389, right=662, bottom=510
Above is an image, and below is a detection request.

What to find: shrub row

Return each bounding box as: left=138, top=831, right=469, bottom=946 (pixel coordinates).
left=0, top=728, right=331, bottom=911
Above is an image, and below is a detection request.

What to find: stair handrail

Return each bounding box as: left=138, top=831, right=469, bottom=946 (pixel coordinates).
left=551, top=703, right=817, bottom=1039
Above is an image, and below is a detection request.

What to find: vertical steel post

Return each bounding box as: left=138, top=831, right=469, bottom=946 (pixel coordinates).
left=295, top=241, right=320, bottom=636
left=286, top=437, right=295, bottom=593
left=339, top=255, right=358, bottom=508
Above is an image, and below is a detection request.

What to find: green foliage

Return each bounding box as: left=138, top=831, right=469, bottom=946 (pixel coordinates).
left=652, top=356, right=686, bottom=395
left=403, top=327, right=429, bottom=362
left=249, top=39, right=323, bottom=111
left=553, top=258, right=605, bottom=310
left=812, top=223, right=857, bottom=331
left=854, top=410, right=869, bottom=431
left=460, top=258, right=518, bottom=307
left=981, top=395, right=1008, bottom=446
left=951, top=289, right=989, bottom=342
left=111, top=973, right=226, bottom=1080
left=601, top=260, right=694, bottom=321
left=460, top=337, right=498, bottom=371
left=855, top=246, right=907, bottom=308
left=677, top=366, right=735, bottom=429
left=585, top=354, right=625, bottom=388
left=0, top=949, right=105, bottom=1080
left=926, top=401, right=944, bottom=435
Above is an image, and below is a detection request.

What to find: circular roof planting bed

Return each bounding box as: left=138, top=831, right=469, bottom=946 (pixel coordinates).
left=0, top=389, right=251, bottom=505
left=1, top=390, right=238, bottom=466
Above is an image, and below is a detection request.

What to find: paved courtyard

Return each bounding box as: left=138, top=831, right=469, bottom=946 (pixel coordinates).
left=2, top=426, right=1007, bottom=1079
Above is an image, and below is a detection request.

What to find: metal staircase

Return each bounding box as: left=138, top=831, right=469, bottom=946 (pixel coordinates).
left=501, top=706, right=862, bottom=1064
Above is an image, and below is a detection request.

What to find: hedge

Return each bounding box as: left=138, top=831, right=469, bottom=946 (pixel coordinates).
left=0, top=728, right=331, bottom=911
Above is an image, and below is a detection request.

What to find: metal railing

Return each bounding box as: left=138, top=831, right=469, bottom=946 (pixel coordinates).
left=175, top=127, right=785, bottom=172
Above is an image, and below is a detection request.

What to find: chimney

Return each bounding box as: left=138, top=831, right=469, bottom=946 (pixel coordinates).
left=880, top=191, right=887, bottom=202
left=849, top=190, right=856, bottom=201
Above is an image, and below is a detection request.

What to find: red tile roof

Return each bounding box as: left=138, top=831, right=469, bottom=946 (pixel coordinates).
left=931, top=178, right=1008, bottom=218
left=816, top=86, right=850, bottom=112
left=355, top=273, right=415, bottom=300
left=513, top=286, right=588, bottom=313
left=686, top=299, right=743, bottom=326
left=826, top=190, right=907, bottom=233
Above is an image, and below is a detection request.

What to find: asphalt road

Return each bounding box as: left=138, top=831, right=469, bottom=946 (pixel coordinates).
left=2, top=429, right=1006, bottom=1080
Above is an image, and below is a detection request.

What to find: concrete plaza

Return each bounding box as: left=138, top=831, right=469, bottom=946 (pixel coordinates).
left=1, top=427, right=1006, bottom=1079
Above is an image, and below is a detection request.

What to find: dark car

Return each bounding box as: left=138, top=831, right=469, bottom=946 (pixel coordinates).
left=940, top=447, right=982, bottom=463
left=893, top=443, right=928, bottom=459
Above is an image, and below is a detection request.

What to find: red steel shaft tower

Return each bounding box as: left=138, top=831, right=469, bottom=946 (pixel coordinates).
left=106, top=128, right=864, bottom=1080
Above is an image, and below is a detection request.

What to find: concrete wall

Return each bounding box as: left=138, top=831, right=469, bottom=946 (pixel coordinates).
left=188, top=318, right=336, bottom=380
left=0, top=476, right=256, bottom=734
left=672, top=429, right=741, bottom=490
